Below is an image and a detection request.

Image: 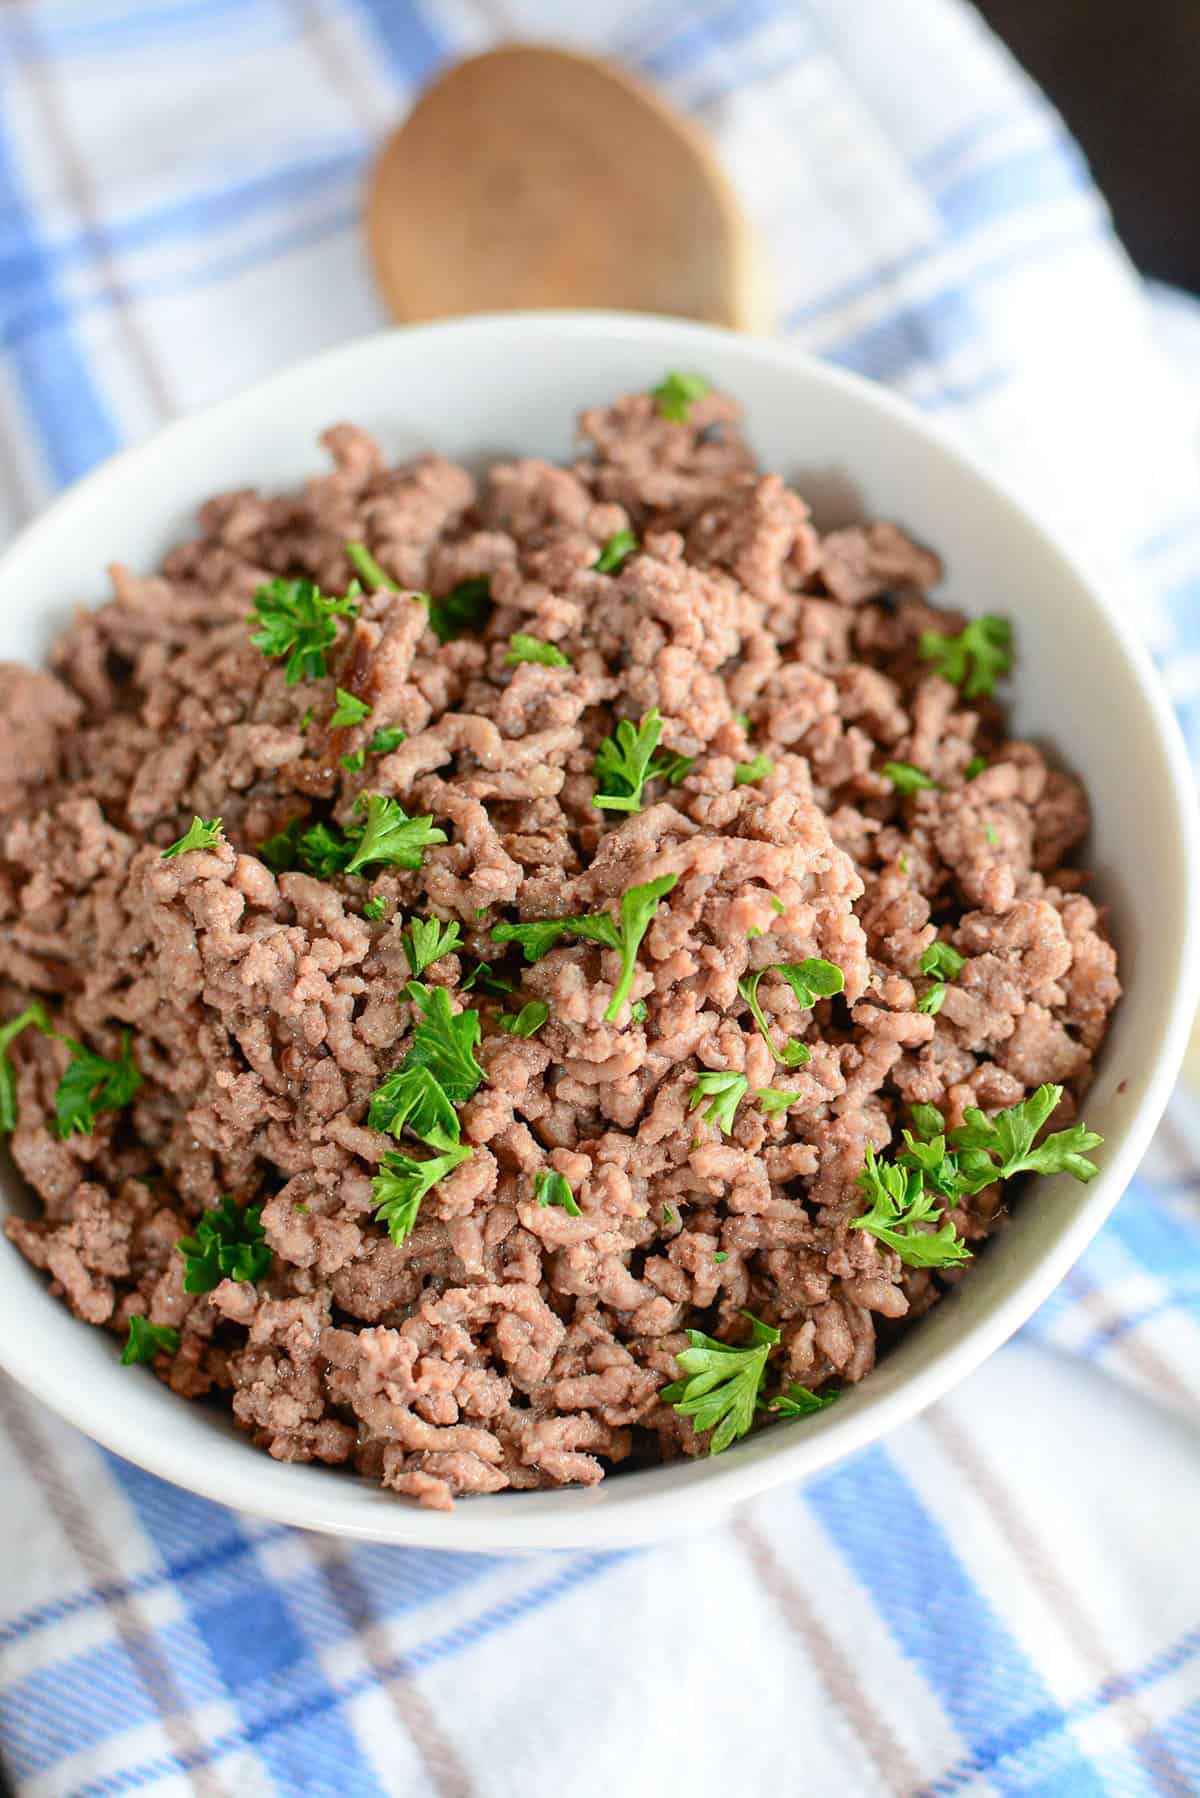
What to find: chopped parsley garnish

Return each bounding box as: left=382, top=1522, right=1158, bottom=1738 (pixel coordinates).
left=345, top=541, right=396, bottom=591
left=0, top=1001, right=50, bottom=1135
left=161, top=816, right=223, bottom=859
left=498, top=1000, right=549, bottom=1038
left=341, top=749, right=365, bottom=773
left=652, top=371, right=710, bottom=423
left=55, top=1031, right=141, bottom=1138
left=756, top=1086, right=794, bottom=1117
left=713, top=1251, right=728, bottom=1264
left=177, top=1197, right=270, bottom=1292
left=660, top=1310, right=778, bottom=1454
left=947, top=1084, right=1103, bottom=1188
left=367, top=983, right=484, bottom=1152
left=121, top=1315, right=179, bottom=1365
left=247, top=578, right=359, bottom=684
left=330, top=687, right=371, bottom=728
left=898, top=852, right=910, bottom=875
left=428, top=577, right=492, bottom=644
left=362, top=897, right=388, bottom=921
left=460, top=960, right=514, bottom=998
left=402, top=917, right=463, bottom=977
left=662, top=1204, right=677, bottom=1227
left=734, top=753, right=774, bottom=787
left=372, top=1144, right=473, bottom=1244
left=593, top=707, right=691, bottom=813
left=964, top=754, right=987, bottom=780
left=631, top=999, right=649, bottom=1025
left=345, top=793, right=448, bottom=874
left=737, top=958, right=844, bottom=1067
left=259, top=797, right=447, bottom=878
left=882, top=761, right=937, bottom=795
left=367, top=726, right=406, bottom=755
left=917, top=939, right=965, bottom=1017
left=491, top=873, right=677, bottom=1022
left=851, top=1147, right=972, bottom=1267
left=733, top=711, right=750, bottom=733
left=505, top=633, right=571, bottom=668
left=688, top=1069, right=748, bottom=1134
left=852, top=1085, right=1102, bottom=1265
left=593, top=528, right=639, bottom=574
left=299, top=706, right=314, bottom=733
left=919, top=614, right=1011, bottom=699
left=534, top=1168, right=581, bottom=1215
left=984, top=821, right=999, bottom=847
left=765, top=1384, right=838, bottom=1418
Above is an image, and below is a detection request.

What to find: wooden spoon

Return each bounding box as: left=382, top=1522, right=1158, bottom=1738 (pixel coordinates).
left=366, top=44, right=767, bottom=331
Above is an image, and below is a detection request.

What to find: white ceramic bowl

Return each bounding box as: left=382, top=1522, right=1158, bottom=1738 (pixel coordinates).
left=1, top=313, right=1196, bottom=1551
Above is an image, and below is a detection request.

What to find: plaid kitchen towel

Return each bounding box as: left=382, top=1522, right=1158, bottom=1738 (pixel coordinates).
left=1, top=1, right=1199, bottom=1793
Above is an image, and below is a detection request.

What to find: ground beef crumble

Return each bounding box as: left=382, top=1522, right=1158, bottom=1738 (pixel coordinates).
left=0, top=387, right=1119, bottom=1509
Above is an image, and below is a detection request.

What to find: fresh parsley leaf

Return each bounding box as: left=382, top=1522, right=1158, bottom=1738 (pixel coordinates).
left=734, top=753, right=774, bottom=786
left=299, top=705, right=314, bottom=733
left=964, top=753, right=987, bottom=780
left=161, top=816, right=223, bottom=859
left=460, top=960, right=514, bottom=998
left=918, top=614, right=1012, bottom=699
left=344, top=793, right=448, bottom=874
left=493, top=873, right=676, bottom=1023
left=949, top=1083, right=1103, bottom=1187
left=883, top=761, right=938, bottom=795
left=341, top=749, right=365, bottom=772
left=55, top=1031, right=141, bottom=1137
left=366, top=725, right=406, bottom=756
left=498, top=1000, right=549, bottom=1038
left=916, top=983, right=947, bottom=1016
left=247, top=578, right=359, bottom=684
left=372, top=1144, right=472, bottom=1244
left=713, top=1251, right=728, bottom=1263
left=738, top=970, right=810, bottom=1068
left=688, top=1069, right=749, bottom=1134
left=534, top=1168, right=581, bottom=1215
left=505, top=633, right=571, bottom=668
left=593, top=528, right=639, bottom=574
left=656, top=751, right=697, bottom=785
left=403, top=982, right=484, bottom=1104
left=660, top=1310, right=779, bottom=1454
left=607, top=874, right=676, bottom=1020
left=764, top=1384, right=838, bottom=1418
left=330, top=687, right=372, bottom=728
left=362, top=896, right=388, bottom=921
left=662, top=1204, right=677, bottom=1227
left=297, top=820, right=356, bottom=878
left=850, top=1147, right=971, bottom=1267
left=631, top=999, right=648, bottom=1025
left=920, top=941, right=965, bottom=981
left=122, top=1315, right=179, bottom=1365
left=984, top=821, right=998, bottom=847
left=775, top=960, right=845, bottom=1008
left=402, top=917, right=463, bottom=977
left=428, top=577, right=491, bottom=643
left=652, top=371, right=711, bottom=423
left=756, top=1086, right=794, bottom=1117
left=0, top=1002, right=50, bottom=1135
left=910, top=1103, right=945, bottom=1142
left=177, top=1197, right=270, bottom=1292
left=345, top=541, right=397, bottom=590
left=733, top=711, right=750, bottom=733
left=593, top=708, right=664, bottom=813
left=256, top=817, right=305, bottom=874
left=368, top=1062, right=461, bottom=1152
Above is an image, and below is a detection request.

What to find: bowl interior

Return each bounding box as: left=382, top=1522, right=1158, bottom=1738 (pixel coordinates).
left=0, top=313, right=1194, bottom=1550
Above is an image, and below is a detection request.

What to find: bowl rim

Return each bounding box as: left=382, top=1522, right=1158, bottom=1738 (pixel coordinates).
left=1, top=309, right=1197, bottom=1551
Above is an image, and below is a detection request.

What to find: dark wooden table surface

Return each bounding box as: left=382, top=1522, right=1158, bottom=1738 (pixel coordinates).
left=978, top=0, right=1200, bottom=292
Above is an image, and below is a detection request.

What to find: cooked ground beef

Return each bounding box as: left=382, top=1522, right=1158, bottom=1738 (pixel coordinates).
left=0, top=385, right=1119, bottom=1509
